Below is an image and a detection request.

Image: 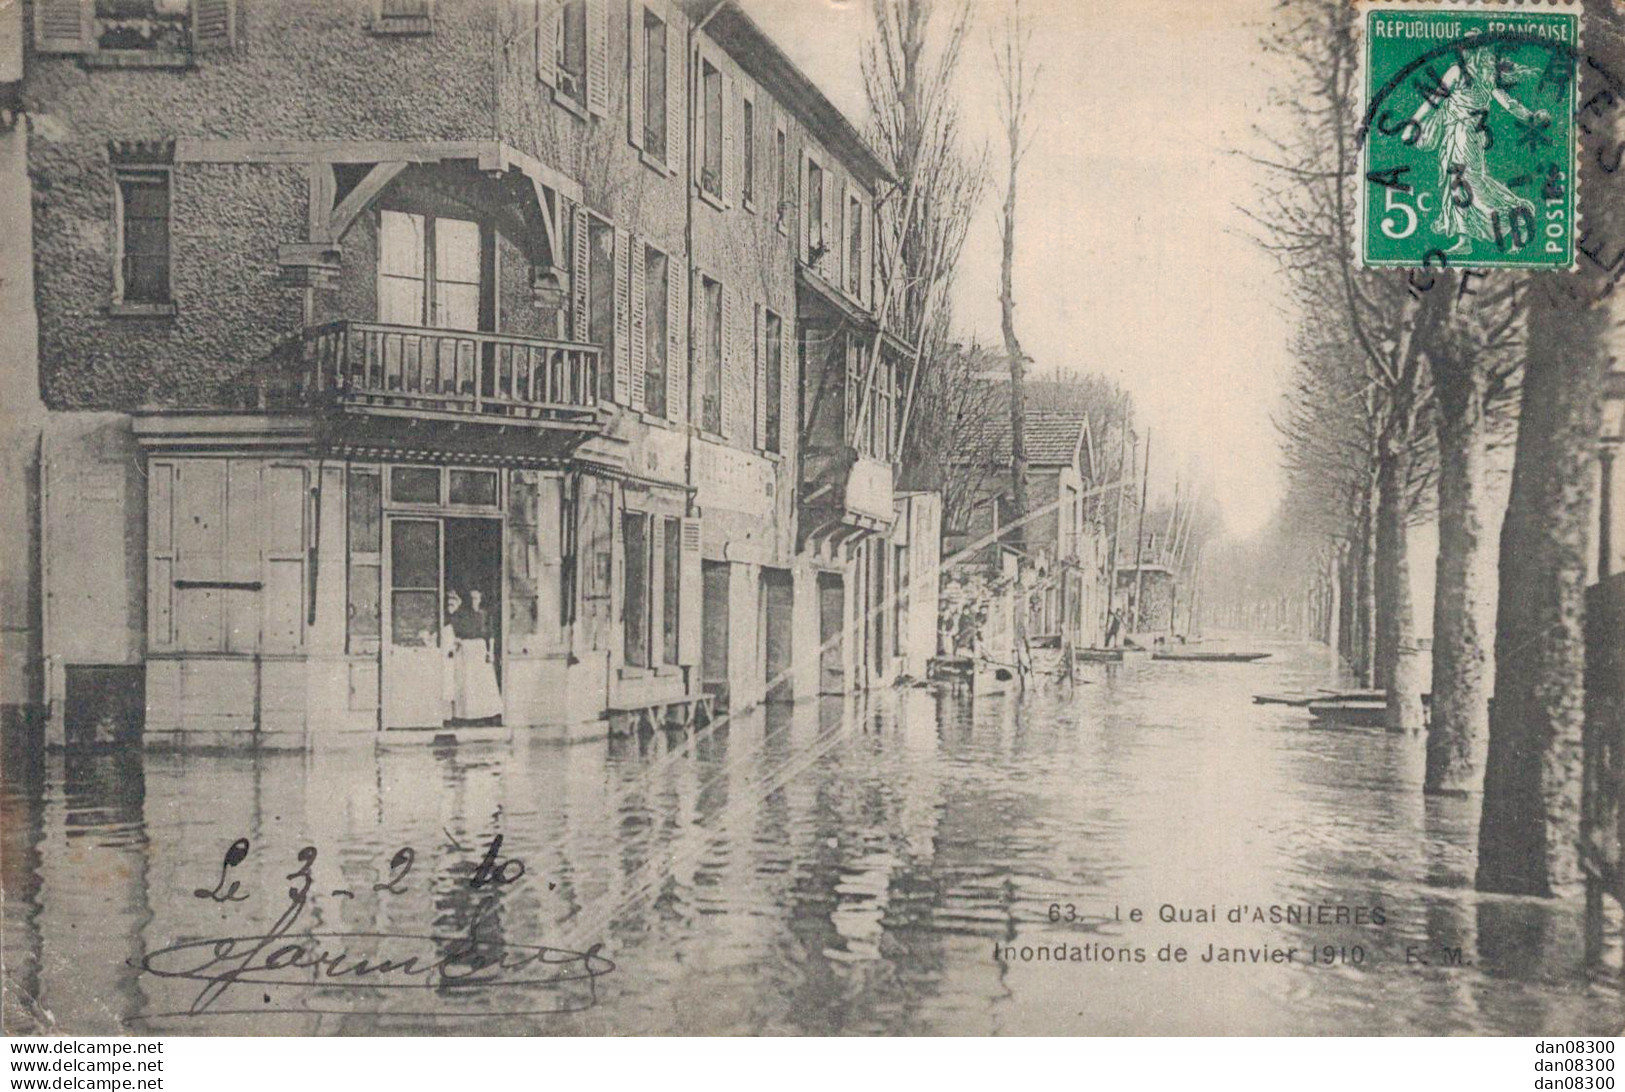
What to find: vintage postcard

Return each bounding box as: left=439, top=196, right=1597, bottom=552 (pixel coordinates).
left=1, top=0, right=1623, bottom=1051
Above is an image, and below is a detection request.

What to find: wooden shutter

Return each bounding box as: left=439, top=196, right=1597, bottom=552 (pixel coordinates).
left=261, top=464, right=307, bottom=653
left=799, top=153, right=810, bottom=261
left=613, top=226, right=631, bottom=405
left=34, top=0, right=89, bottom=53
left=586, top=0, right=608, bottom=116
left=832, top=175, right=846, bottom=287
left=630, top=239, right=647, bottom=411
left=222, top=460, right=262, bottom=654
left=649, top=515, right=665, bottom=662
left=718, top=284, right=731, bottom=437
left=754, top=304, right=766, bottom=449
left=677, top=517, right=702, bottom=665
left=536, top=0, right=558, bottom=87
left=666, top=10, right=684, bottom=175
left=191, top=0, right=236, bottom=52
left=667, top=254, right=685, bottom=422
left=627, top=2, right=646, bottom=151
left=571, top=203, right=589, bottom=341
left=781, top=310, right=795, bottom=454
left=149, top=461, right=177, bottom=649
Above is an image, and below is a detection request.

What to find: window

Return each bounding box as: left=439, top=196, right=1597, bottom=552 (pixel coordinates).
left=847, top=196, right=864, bottom=298
left=643, top=8, right=667, bottom=160
left=35, top=0, right=236, bottom=57
left=662, top=517, right=681, bottom=665
left=557, top=0, right=587, bottom=102
left=701, top=276, right=723, bottom=433
left=115, top=169, right=170, bottom=306
left=764, top=309, right=783, bottom=454
left=701, top=60, right=722, bottom=197
left=774, top=128, right=788, bottom=230
left=389, top=466, right=440, bottom=505
left=377, top=210, right=486, bottom=331
left=623, top=511, right=650, bottom=668
left=448, top=469, right=498, bottom=507
left=806, top=159, right=824, bottom=256
left=644, top=245, right=669, bottom=419
left=742, top=98, right=756, bottom=207
left=347, top=469, right=382, bottom=651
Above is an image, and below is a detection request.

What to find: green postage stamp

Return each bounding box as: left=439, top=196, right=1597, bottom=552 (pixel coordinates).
left=1360, top=1, right=1580, bottom=269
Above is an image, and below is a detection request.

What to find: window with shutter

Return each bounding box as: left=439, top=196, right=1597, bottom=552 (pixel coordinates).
left=805, top=158, right=824, bottom=260
left=661, top=516, right=681, bottom=665
left=536, top=0, right=559, bottom=87
left=628, top=3, right=646, bottom=152
left=612, top=225, right=631, bottom=404
left=33, top=0, right=90, bottom=54
left=666, top=255, right=684, bottom=423
left=642, top=8, right=668, bottom=161
left=764, top=309, right=783, bottom=454
left=742, top=96, right=756, bottom=208
left=700, top=275, right=722, bottom=433
left=666, top=11, right=684, bottom=177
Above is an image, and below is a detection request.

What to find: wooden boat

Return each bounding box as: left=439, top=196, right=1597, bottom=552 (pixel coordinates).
left=1151, top=650, right=1270, bottom=663
left=1073, top=646, right=1152, bottom=664
left=1252, top=691, right=1322, bottom=706
left=1307, top=698, right=1387, bottom=728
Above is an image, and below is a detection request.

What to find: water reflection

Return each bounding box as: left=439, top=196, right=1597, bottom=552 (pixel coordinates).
left=2, top=640, right=1620, bottom=1035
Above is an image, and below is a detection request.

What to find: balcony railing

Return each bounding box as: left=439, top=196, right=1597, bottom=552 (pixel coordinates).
left=303, top=321, right=602, bottom=423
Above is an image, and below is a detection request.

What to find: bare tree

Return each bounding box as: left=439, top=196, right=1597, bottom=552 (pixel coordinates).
left=992, top=0, right=1039, bottom=553
left=862, top=0, right=988, bottom=466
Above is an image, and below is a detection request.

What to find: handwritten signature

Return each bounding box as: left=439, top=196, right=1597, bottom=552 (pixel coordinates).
left=136, top=836, right=614, bottom=1018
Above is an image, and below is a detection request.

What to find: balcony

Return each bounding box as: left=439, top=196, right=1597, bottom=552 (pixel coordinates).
left=800, top=445, right=894, bottom=554
left=301, top=321, right=604, bottom=428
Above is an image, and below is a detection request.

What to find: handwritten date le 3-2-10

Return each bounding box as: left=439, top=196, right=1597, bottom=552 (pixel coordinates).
left=192, top=834, right=534, bottom=905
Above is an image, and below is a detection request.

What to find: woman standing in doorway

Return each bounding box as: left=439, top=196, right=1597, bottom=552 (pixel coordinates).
left=442, top=587, right=503, bottom=725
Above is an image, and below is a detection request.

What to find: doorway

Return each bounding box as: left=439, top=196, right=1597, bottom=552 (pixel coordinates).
left=382, top=514, right=502, bottom=729
left=818, top=571, right=844, bottom=695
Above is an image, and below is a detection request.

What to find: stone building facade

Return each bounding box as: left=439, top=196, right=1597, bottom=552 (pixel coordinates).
left=8, top=0, right=930, bottom=745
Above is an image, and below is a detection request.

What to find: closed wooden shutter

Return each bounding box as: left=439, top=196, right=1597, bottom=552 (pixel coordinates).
left=536, top=0, right=558, bottom=87
left=149, top=462, right=177, bottom=649
left=781, top=310, right=795, bottom=454
left=799, top=153, right=810, bottom=261
left=33, top=0, right=89, bottom=54
left=677, top=517, right=702, bottom=665
left=613, top=225, right=631, bottom=405
left=586, top=0, right=608, bottom=116
left=571, top=203, right=589, bottom=341
left=649, top=515, right=665, bottom=663
left=223, top=460, right=262, bottom=653
left=627, top=1, right=645, bottom=151
left=630, top=238, right=647, bottom=411
left=191, top=0, right=236, bottom=52
left=173, top=460, right=226, bottom=653
left=667, top=250, right=685, bottom=423
left=832, top=175, right=846, bottom=287
left=718, top=284, right=732, bottom=438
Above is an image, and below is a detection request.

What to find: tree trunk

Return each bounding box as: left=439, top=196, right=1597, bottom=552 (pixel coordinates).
left=1476, top=295, right=1606, bottom=896
left=1426, top=340, right=1489, bottom=794
left=1000, top=165, right=1029, bottom=551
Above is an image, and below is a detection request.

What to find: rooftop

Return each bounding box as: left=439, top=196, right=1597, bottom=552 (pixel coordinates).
left=956, top=410, right=1092, bottom=469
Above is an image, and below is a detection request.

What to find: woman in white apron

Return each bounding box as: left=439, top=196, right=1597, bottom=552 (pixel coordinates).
left=441, top=588, right=504, bottom=724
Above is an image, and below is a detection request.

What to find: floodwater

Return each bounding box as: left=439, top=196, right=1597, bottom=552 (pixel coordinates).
left=3, top=638, right=1621, bottom=1036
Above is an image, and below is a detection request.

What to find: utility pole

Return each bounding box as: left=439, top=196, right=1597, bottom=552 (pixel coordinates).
left=1103, top=407, right=1130, bottom=644
left=1131, top=429, right=1151, bottom=634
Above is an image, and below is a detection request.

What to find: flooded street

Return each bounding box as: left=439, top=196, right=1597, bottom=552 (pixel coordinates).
left=3, top=638, right=1620, bottom=1036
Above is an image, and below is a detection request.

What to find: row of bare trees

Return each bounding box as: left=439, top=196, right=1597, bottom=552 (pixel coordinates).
left=1259, top=0, right=1625, bottom=896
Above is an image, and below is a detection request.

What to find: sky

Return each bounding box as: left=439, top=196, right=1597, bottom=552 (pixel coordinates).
left=743, top=0, right=1296, bottom=538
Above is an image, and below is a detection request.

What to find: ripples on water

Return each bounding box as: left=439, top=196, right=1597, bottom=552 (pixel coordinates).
left=2, top=639, right=1620, bottom=1035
